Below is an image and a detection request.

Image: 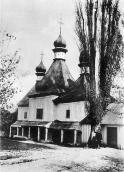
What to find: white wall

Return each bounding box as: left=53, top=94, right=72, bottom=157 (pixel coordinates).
left=18, top=98, right=88, bottom=124
left=54, top=101, right=89, bottom=121
left=101, top=125, right=124, bottom=149
left=81, top=125, right=91, bottom=143
left=18, top=107, right=29, bottom=120
left=28, top=95, right=57, bottom=121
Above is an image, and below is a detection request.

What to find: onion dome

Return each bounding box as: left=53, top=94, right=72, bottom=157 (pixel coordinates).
left=35, top=57, right=46, bottom=77
left=53, top=34, right=68, bottom=54
left=79, top=50, right=89, bottom=67
left=36, top=60, right=46, bottom=73
left=54, top=34, right=66, bottom=48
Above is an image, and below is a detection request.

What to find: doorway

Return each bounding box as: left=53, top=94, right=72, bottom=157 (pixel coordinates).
left=107, top=127, right=117, bottom=148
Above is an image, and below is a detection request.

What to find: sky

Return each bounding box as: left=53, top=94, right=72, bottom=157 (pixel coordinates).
left=0, top=0, right=124, bottom=107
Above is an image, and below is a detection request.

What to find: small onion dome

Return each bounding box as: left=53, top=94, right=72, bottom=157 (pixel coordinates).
left=79, top=50, right=89, bottom=67
left=54, top=34, right=66, bottom=48
left=36, top=60, right=46, bottom=73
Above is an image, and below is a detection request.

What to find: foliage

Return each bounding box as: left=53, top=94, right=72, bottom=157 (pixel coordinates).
left=0, top=31, right=20, bottom=109
left=0, top=109, right=17, bottom=136
left=75, top=0, right=124, bottom=128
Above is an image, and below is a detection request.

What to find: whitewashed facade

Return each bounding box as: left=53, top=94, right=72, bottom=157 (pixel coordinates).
left=18, top=97, right=88, bottom=122
left=10, top=31, right=91, bottom=145
left=101, top=103, right=124, bottom=149
left=54, top=101, right=88, bottom=121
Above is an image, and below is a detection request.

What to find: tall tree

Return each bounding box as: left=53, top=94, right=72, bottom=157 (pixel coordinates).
left=0, top=31, right=20, bottom=110
left=75, top=0, right=124, bottom=145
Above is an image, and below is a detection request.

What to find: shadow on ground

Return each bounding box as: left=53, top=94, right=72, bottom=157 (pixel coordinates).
left=0, top=137, right=54, bottom=150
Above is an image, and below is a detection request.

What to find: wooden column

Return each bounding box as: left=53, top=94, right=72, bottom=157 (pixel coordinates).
left=28, top=127, right=31, bottom=139
left=45, top=128, right=48, bottom=142
left=9, top=126, right=12, bottom=137
left=61, top=129, right=64, bottom=143
left=17, top=127, right=19, bottom=136
left=37, top=127, right=40, bottom=142
left=74, top=130, right=77, bottom=145
left=22, top=127, right=24, bottom=137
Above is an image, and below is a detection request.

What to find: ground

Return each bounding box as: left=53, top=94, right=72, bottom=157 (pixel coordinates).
left=0, top=137, right=124, bottom=172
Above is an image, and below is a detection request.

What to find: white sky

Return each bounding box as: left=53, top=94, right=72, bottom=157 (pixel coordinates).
left=0, top=0, right=124, bottom=106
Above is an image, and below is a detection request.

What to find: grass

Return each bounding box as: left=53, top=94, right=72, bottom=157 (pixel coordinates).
left=0, top=137, right=53, bottom=150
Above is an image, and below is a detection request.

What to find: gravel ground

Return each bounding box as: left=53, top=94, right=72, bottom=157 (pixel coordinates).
left=0, top=138, right=124, bottom=172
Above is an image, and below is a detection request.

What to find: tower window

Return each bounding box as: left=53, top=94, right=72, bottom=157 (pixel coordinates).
left=24, top=112, right=27, bottom=119
left=36, top=109, right=43, bottom=119
left=66, top=110, right=70, bottom=119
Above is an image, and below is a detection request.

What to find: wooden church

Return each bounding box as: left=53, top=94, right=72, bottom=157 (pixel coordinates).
left=9, top=29, right=91, bottom=145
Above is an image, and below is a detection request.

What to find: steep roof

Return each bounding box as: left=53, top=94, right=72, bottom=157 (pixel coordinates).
left=101, top=102, right=124, bottom=125
left=53, top=73, right=90, bottom=104
left=18, top=59, right=75, bottom=106
left=30, top=59, right=75, bottom=98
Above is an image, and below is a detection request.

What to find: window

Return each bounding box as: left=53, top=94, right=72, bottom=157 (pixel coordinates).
left=36, top=109, right=43, bottom=119
left=66, top=110, right=70, bottom=119
left=24, top=112, right=27, bottom=119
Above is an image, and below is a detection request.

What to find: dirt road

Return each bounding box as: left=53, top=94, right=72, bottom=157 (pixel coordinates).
left=0, top=138, right=124, bottom=172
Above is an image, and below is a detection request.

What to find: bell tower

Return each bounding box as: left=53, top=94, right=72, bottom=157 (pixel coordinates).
left=52, top=19, right=68, bottom=60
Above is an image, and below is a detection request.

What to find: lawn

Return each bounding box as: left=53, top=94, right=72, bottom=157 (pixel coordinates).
left=0, top=137, right=124, bottom=172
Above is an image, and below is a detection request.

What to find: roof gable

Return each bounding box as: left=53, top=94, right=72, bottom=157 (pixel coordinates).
left=53, top=73, right=90, bottom=104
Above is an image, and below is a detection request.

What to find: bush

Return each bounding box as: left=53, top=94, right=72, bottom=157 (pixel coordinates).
left=0, top=109, right=17, bottom=137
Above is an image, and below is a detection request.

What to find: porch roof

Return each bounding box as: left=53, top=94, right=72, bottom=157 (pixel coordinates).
left=50, top=120, right=82, bottom=131
left=11, top=120, right=51, bottom=127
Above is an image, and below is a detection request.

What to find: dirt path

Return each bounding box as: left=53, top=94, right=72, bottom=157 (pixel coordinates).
left=0, top=138, right=124, bottom=172
left=1, top=147, right=124, bottom=172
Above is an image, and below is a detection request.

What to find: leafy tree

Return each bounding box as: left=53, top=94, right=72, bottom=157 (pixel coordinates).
left=75, top=0, right=124, bottom=146
left=0, top=31, right=20, bottom=136
left=0, top=109, right=17, bottom=136
left=0, top=31, right=20, bottom=110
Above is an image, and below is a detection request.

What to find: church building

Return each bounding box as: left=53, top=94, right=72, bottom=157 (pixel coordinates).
left=9, top=29, right=91, bottom=145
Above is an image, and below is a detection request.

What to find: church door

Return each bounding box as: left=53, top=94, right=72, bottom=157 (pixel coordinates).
left=107, top=127, right=117, bottom=148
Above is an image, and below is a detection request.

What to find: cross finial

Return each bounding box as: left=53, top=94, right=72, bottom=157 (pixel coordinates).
left=58, top=17, right=63, bottom=35
left=40, top=51, right=44, bottom=60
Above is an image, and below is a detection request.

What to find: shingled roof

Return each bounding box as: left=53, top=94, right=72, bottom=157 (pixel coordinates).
left=29, top=59, right=75, bottom=98
left=53, top=73, right=90, bottom=104
left=18, top=59, right=75, bottom=106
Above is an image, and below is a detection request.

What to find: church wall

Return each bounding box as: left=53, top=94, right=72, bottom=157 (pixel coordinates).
left=81, top=124, right=91, bottom=144
left=18, top=107, right=29, bottom=120
left=54, top=101, right=89, bottom=121
left=28, top=95, right=57, bottom=121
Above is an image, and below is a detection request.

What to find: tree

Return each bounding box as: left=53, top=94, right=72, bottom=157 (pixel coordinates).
left=75, top=0, right=124, bottom=146
left=0, top=109, right=17, bottom=136
left=0, top=31, right=20, bottom=110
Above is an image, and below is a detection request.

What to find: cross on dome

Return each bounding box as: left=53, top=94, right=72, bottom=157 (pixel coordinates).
left=40, top=51, right=44, bottom=60
left=35, top=51, right=46, bottom=74
left=58, top=17, right=63, bottom=35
